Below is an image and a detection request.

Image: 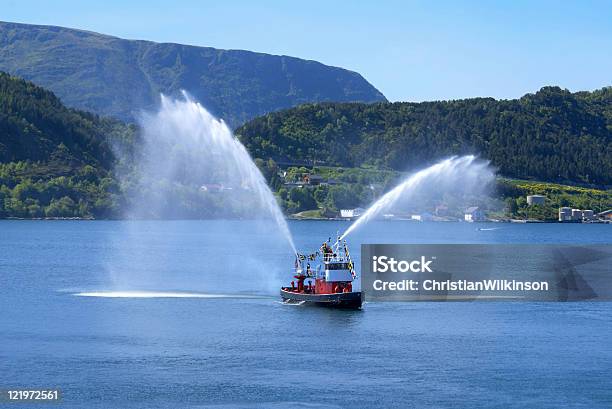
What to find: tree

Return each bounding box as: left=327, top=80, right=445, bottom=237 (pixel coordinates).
left=326, top=185, right=360, bottom=210
left=45, top=196, right=76, bottom=217
left=289, top=187, right=317, bottom=212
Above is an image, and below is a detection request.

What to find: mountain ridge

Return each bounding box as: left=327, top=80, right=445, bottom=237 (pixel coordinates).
left=0, top=20, right=386, bottom=127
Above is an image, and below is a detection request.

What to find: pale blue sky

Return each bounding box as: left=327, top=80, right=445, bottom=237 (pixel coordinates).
left=3, top=0, right=611, bottom=101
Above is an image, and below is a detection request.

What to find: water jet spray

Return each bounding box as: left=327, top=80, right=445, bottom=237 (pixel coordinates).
left=341, top=155, right=494, bottom=240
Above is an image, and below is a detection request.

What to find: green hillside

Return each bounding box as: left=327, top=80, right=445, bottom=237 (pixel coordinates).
left=237, top=86, right=612, bottom=186
left=0, top=21, right=386, bottom=127
left=0, top=72, right=133, bottom=218
left=1, top=73, right=610, bottom=220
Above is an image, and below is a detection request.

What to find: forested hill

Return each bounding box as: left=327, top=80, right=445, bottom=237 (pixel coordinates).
left=0, top=72, right=128, bottom=167
left=0, top=21, right=386, bottom=127
left=0, top=72, right=133, bottom=218
left=237, top=86, right=612, bottom=185
left=0, top=73, right=610, bottom=219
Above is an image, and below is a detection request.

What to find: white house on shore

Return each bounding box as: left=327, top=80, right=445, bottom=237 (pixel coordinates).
left=464, top=207, right=485, bottom=222
left=340, top=207, right=365, bottom=219
left=411, top=212, right=433, bottom=222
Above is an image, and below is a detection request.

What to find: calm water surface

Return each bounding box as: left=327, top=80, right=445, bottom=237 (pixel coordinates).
left=1, top=220, right=611, bottom=408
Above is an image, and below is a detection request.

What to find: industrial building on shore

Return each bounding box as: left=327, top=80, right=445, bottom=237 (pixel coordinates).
left=559, top=207, right=602, bottom=222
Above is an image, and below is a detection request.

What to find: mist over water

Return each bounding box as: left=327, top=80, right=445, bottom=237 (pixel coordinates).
left=342, top=156, right=495, bottom=239
left=105, top=100, right=492, bottom=294
left=107, top=93, right=295, bottom=293
left=128, top=92, right=295, bottom=253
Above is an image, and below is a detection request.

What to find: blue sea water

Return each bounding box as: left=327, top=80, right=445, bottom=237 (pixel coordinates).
left=1, top=220, right=611, bottom=408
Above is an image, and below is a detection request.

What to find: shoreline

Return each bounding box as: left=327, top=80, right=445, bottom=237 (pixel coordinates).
left=2, top=216, right=608, bottom=224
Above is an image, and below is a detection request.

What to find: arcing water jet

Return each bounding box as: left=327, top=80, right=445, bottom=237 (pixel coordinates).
left=341, top=155, right=495, bottom=239
left=108, top=93, right=296, bottom=293
left=127, top=91, right=296, bottom=253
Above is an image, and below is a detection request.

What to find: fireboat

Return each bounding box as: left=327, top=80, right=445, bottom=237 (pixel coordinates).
left=280, top=236, right=362, bottom=309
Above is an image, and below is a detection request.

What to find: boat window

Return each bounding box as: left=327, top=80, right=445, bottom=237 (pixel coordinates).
left=327, top=263, right=349, bottom=270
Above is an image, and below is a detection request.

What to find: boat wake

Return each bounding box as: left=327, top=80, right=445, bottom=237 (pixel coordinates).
left=72, top=291, right=268, bottom=299
left=280, top=300, right=307, bottom=306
